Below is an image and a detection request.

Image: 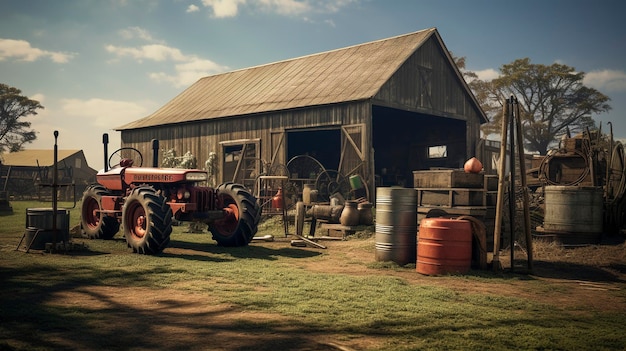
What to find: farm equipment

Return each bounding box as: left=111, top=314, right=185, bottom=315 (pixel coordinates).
left=80, top=134, right=260, bottom=254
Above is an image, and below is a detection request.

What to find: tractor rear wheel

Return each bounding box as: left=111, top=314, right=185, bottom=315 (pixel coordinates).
left=80, top=184, right=120, bottom=239
left=122, top=185, right=172, bottom=254
left=209, top=182, right=261, bottom=246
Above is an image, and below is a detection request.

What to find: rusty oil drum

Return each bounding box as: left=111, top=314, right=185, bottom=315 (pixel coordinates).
left=417, top=218, right=472, bottom=275
left=374, top=187, right=417, bottom=266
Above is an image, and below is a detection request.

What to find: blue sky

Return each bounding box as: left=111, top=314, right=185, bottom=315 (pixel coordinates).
left=1, top=0, right=625, bottom=169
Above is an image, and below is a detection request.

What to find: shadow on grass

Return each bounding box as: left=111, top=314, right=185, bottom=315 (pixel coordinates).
left=1, top=262, right=625, bottom=351
left=165, top=239, right=322, bottom=261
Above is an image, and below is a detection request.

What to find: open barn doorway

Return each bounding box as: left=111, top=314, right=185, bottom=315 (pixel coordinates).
left=287, top=128, right=341, bottom=172
left=372, top=105, right=467, bottom=187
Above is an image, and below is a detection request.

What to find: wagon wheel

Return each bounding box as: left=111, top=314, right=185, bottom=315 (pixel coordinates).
left=607, top=142, right=626, bottom=202
left=287, top=155, right=325, bottom=181
left=315, top=169, right=351, bottom=202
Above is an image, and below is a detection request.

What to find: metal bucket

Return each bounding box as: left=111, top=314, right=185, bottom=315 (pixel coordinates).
left=543, top=186, right=603, bottom=245
left=375, top=187, right=417, bottom=266
left=25, top=208, right=70, bottom=243
left=22, top=228, right=62, bottom=250
left=417, top=218, right=472, bottom=275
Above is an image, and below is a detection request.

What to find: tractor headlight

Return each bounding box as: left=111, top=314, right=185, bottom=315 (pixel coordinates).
left=177, top=188, right=191, bottom=200
left=185, top=172, right=208, bottom=182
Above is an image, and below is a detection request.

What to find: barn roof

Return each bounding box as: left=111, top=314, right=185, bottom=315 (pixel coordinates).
left=118, top=28, right=484, bottom=130
left=0, top=150, right=83, bottom=167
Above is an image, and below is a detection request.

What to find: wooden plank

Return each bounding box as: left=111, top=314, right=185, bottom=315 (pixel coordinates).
left=416, top=187, right=485, bottom=206
left=413, top=170, right=483, bottom=188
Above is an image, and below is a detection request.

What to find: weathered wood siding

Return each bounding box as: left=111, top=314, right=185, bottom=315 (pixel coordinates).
left=120, top=101, right=371, bottom=184
left=374, top=35, right=482, bottom=157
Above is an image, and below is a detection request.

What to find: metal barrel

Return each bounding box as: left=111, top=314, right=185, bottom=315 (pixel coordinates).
left=375, top=187, right=417, bottom=266
left=25, top=208, right=70, bottom=243
left=543, top=186, right=603, bottom=245
left=417, top=218, right=472, bottom=275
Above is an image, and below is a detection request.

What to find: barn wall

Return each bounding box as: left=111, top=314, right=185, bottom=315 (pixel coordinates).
left=374, top=35, right=483, bottom=158
left=119, top=101, right=371, bottom=185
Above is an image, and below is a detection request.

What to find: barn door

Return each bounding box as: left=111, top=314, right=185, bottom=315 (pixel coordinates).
left=338, top=124, right=367, bottom=182
left=221, top=139, right=260, bottom=190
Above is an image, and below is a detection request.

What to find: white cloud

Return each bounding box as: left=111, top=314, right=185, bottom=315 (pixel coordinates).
left=0, top=38, right=75, bottom=63
left=150, top=58, right=229, bottom=87
left=584, top=69, right=626, bottom=93
left=474, top=68, right=500, bottom=81
left=105, top=44, right=188, bottom=62
left=59, top=98, right=153, bottom=129
left=202, top=0, right=246, bottom=17
left=198, top=0, right=355, bottom=18
left=25, top=98, right=158, bottom=169
left=118, top=26, right=163, bottom=43
left=187, top=4, right=200, bottom=12
left=106, top=41, right=229, bottom=86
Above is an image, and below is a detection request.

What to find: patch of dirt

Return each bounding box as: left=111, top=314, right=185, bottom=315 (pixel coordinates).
left=20, top=233, right=626, bottom=351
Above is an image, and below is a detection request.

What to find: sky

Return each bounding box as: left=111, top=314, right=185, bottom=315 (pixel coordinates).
left=1, top=0, right=625, bottom=170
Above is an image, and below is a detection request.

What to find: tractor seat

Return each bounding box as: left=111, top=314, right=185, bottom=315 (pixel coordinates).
left=120, top=158, right=134, bottom=167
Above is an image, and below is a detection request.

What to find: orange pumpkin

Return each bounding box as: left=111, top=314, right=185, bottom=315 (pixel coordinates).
left=464, top=157, right=483, bottom=173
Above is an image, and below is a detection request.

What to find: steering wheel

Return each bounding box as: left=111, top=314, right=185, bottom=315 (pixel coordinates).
left=108, top=147, right=143, bottom=169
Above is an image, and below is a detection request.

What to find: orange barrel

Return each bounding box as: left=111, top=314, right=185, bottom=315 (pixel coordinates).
left=375, top=187, right=417, bottom=266
left=417, top=218, right=472, bottom=275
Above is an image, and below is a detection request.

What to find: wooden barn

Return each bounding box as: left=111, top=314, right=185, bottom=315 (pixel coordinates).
left=0, top=149, right=97, bottom=200
left=116, top=28, right=487, bottom=202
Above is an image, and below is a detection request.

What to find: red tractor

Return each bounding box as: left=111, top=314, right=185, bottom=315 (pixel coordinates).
left=80, top=135, right=261, bottom=254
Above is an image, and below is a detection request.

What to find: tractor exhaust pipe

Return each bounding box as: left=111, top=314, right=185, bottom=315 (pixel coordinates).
left=103, top=133, right=109, bottom=172
left=152, top=139, right=159, bottom=167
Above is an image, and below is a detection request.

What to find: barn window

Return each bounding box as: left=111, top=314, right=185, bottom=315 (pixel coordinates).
left=428, top=145, right=447, bottom=159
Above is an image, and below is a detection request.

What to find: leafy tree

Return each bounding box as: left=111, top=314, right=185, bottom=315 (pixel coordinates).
left=0, top=83, right=42, bottom=153
left=465, top=58, right=611, bottom=155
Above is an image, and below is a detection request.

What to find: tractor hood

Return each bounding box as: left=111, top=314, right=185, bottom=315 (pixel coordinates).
left=97, top=167, right=208, bottom=191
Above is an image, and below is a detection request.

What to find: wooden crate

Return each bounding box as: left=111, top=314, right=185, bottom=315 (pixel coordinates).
left=413, top=170, right=484, bottom=188
left=416, top=188, right=485, bottom=207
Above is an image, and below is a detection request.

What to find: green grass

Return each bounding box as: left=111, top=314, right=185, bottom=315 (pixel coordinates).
left=1, top=201, right=626, bottom=350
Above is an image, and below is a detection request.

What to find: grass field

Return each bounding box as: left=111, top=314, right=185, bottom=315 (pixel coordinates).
left=1, top=200, right=626, bottom=350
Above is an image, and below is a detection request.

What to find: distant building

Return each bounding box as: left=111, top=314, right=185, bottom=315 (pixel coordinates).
left=0, top=149, right=97, bottom=200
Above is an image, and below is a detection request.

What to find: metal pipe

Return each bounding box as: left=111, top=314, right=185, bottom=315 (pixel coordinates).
left=52, top=130, right=59, bottom=248
left=152, top=139, right=159, bottom=167
left=103, top=133, right=109, bottom=172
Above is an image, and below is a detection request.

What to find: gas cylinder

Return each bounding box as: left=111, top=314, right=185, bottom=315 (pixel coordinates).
left=272, top=188, right=284, bottom=210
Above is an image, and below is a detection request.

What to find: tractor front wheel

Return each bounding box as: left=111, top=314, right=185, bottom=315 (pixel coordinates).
left=209, top=182, right=261, bottom=246
left=122, top=186, right=172, bottom=254
left=80, top=184, right=120, bottom=239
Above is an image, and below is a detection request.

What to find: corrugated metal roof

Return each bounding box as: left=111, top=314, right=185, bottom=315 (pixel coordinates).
left=0, top=150, right=82, bottom=167
left=117, top=28, right=437, bottom=130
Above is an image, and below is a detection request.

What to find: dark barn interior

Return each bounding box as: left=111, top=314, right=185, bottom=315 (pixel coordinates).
left=372, top=106, right=467, bottom=186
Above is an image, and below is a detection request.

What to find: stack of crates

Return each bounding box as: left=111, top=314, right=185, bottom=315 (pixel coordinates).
left=413, top=169, right=497, bottom=250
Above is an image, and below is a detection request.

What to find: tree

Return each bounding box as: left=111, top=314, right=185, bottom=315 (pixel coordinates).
left=467, top=58, right=611, bottom=155
left=0, top=83, right=42, bottom=153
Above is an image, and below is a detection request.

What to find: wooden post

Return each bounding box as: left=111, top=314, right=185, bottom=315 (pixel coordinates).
left=514, top=100, right=533, bottom=272
left=492, top=101, right=509, bottom=270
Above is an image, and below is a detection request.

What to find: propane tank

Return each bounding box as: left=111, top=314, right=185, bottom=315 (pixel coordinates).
left=272, top=188, right=284, bottom=210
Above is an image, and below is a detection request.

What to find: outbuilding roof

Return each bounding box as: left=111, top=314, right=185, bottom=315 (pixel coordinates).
left=0, top=150, right=83, bottom=167
left=118, top=28, right=484, bottom=130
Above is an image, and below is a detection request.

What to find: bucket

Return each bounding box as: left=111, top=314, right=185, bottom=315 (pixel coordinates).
left=349, top=175, right=363, bottom=190
left=25, top=208, right=70, bottom=243
left=22, top=228, right=64, bottom=250
left=543, top=186, right=603, bottom=245
left=375, top=187, right=417, bottom=266
left=417, top=218, right=472, bottom=275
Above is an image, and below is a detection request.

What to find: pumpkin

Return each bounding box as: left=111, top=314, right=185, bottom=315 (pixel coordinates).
left=464, top=157, right=483, bottom=173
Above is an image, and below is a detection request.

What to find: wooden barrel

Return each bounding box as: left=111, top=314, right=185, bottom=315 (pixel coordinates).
left=542, top=186, right=603, bottom=245
left=417, top=218, right=472, bottom=275
left=375, top=187, right=417, bottom=266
